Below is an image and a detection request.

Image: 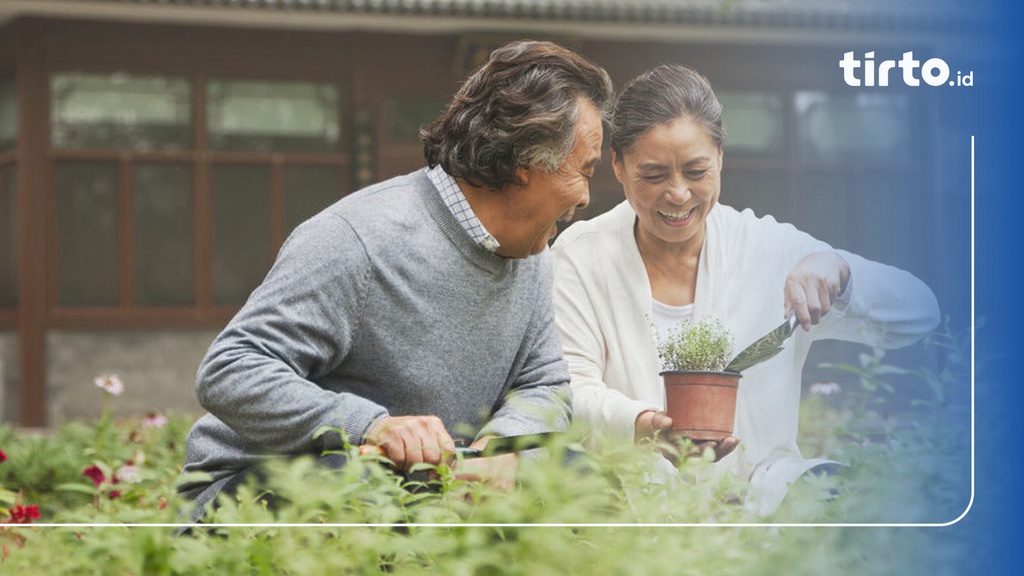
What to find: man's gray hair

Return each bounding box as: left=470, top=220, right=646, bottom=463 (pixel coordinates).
left=422, top=40, right=613, bottom=190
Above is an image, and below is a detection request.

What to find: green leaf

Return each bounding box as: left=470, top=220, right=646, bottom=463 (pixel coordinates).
left=56, top=483, right=99, bottom=495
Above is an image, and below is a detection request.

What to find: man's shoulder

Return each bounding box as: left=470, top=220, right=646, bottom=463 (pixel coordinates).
left=331, top=169, right=430, bottom=217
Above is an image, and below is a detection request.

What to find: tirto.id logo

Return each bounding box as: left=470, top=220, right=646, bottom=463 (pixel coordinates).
left=840, top=51, right=973, bottom=87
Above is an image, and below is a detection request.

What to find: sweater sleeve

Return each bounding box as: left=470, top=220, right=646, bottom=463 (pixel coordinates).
left=195, top=212, right=389, bottom=455
left=476, top=254, right=573, bottom=440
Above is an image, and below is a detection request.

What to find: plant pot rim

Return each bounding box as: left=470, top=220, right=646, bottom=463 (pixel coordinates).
left=659, top=369, right=742, bottom=377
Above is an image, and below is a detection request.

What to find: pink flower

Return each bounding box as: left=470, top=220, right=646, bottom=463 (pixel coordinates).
left=5, top=505, right=40, bottom=524
left=93, top=374, right=124, bottom=396
left=143, top=413, right=168, bottom=428
left=0, top=448, right=6, bottom=463
left=82, top=465, right=106, bottom=487
left=108, top=490, right=122, bottom=500
left=810, top=381, right=842, bottom=396
left=117, top=464, right=141, bottom=484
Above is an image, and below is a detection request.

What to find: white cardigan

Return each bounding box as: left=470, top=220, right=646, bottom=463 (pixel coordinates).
left=551, top=201, right=940, bottom=514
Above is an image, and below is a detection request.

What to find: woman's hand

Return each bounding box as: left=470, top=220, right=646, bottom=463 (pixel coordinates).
left=635, top=410, right=739, bottom=462
left=784, top=251, right=851, bottom=331
left=451, top=435, right=517, bottom=491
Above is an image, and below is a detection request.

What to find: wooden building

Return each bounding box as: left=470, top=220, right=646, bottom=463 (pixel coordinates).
left=0, top=0, right=979, bottom=426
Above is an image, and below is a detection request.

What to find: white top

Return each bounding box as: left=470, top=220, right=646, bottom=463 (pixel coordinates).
left=650, top=299, right=694, bottom=348
left=551, top=201, right=940, bottom=514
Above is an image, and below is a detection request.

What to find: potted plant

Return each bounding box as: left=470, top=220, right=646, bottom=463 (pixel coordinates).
left=656, top=318, right=741, bottom=442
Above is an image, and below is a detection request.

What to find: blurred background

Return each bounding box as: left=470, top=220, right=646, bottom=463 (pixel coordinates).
left=0, top=0, right=984, bottom=427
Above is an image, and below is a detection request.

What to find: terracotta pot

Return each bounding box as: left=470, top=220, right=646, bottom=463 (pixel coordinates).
left=660, top=370, right=742, bottom=442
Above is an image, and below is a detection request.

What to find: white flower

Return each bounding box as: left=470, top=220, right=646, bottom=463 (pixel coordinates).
left=93, top=374, right=125, bottom=396
left=809, top=381, right=842, bottom=396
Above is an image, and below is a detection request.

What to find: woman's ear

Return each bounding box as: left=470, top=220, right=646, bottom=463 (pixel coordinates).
left=611, top=148, right=625, bottom=185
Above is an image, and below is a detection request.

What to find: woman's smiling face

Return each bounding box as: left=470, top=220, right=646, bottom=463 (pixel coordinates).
left=612, top=116, right=723, bottom=251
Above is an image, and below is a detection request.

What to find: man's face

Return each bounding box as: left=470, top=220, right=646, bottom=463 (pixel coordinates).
left=496, top=97, right=603, bottom=258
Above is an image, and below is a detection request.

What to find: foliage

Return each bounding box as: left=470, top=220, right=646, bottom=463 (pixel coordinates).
left=0, top=334, right=975, bottom=574
left=656, top=317, right=734, bottom=372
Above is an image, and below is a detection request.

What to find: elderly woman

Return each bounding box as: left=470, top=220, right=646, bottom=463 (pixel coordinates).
left=551, top=64, right=940, bottom=514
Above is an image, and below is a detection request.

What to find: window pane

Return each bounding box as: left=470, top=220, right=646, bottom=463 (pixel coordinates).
left=211, top=164, right=271, bottom=306
left=133, top=164, right=194, bottom=306
left=0, top=81, right=15, bottom=151
left=795, top=92, right=909, bottom=162
left=51, top=73, right=191, bottom=151
left=381, top=96, right=447, bottom=144
left=0, top=165, right=16, bottom=308
left=283, top=165, right=342, bottom=235
left=207, top=80, right=339, bottom=153
left=719, top=92, right=784, bottom=156
left=55, top=162, right=119, bottom=306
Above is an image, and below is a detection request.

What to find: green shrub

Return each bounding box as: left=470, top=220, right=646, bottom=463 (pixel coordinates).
left=656, top=317, right=734, bottom=372
left=0, top=334, right=974, bottom=575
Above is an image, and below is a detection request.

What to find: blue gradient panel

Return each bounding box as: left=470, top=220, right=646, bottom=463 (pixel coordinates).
left=895, top=2, right=1022, bottom=573
left=968, top=3, right=1022, bottom=572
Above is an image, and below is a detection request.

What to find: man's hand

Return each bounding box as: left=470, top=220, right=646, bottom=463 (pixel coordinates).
left=784, top=251, right=851, bottom=331
left=361, top=415, right=456, bottom=473
left=635, top=410, right=739, bottom=463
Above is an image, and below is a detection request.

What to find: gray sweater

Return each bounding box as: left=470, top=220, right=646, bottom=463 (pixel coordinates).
left=179, top=169, right=572, bottom=508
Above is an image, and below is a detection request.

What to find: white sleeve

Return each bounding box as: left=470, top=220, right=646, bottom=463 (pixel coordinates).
left=552, top=245, right=657, bottom=442
left=814, top=249, right=941, bottom=347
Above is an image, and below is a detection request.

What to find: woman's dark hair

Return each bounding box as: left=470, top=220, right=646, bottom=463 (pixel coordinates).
left=610, top=64, right=726, bottom=155
left=422, top=40, right=613, bottom=190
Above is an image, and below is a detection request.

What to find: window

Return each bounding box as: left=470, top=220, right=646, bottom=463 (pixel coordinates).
left=377, top=95, right=447, bottom=179
left=133, top=164, right=195, bottom=306
left=795, top=91, right=909, bottom=162
left=48, top=73, right=348, bottom=320
left=381, top=96, right=447, bottom=145
left=211, top=164, right=271, bottom=306
left=51, top=73, right=191, bottom=151
left=719, top=91, right=784, bottom=156
left=207, top=79, right=340, bottom=153
left=55, top=161, right=120, bottom=307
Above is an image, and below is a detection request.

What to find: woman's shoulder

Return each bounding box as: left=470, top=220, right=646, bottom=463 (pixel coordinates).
left=553, top=200, right=634, bottom=253
left=709, top=203, right=830, bottom=259
left=709, top=203, right=801, bottom=238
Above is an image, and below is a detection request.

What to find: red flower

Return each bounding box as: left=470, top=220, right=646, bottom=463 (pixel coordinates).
left=0, top=448, right=6, bottom=463
left=108, top=490, right=122, bottom=500
left=5, top=505, right=40, bottom=524
left=82, top=465, right=106, bottom=487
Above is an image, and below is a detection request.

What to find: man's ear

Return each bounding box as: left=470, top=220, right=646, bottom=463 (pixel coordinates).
left=511, top=165, right=531, bottom=187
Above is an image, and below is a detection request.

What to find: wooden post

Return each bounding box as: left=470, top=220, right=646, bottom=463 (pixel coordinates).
left=15, top=20, right=48, bottom=427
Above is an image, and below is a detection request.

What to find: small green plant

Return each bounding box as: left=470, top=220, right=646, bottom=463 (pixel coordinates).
left=657, top=317, right=734, bottom=372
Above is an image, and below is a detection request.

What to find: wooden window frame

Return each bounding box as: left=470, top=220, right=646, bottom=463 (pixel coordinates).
left=46, top=73, right=351, bottom=329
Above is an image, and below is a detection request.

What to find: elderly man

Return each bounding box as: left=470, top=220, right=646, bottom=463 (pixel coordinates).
left=179, top=40, right=612, bottom=515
